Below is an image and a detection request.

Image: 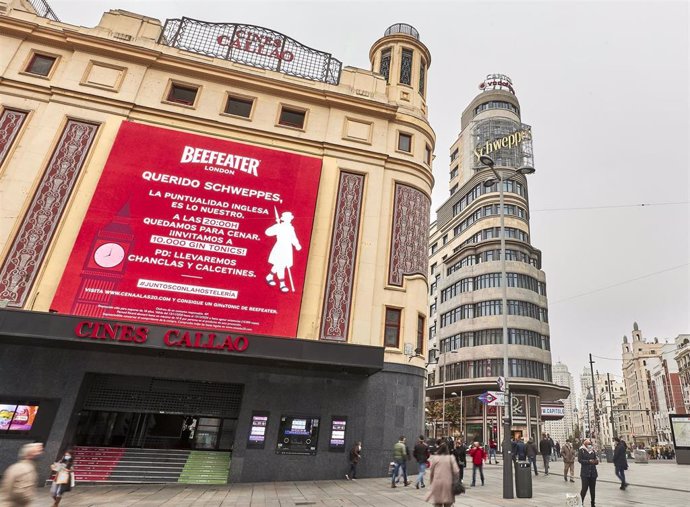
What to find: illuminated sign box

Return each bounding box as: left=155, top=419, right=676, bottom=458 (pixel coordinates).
left=0, top=404, right=40, bottom=433
left=52, top=122, right=322, bottom=338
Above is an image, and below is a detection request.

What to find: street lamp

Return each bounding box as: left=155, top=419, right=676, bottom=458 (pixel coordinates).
left=477, top=154, right=535, bottom=500
left=586, top=388, right=593, bottom=438
left=440, top=348, right=458, bottom=436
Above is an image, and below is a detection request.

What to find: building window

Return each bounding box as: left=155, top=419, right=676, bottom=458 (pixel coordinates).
left=419, top=60, right=426, bottom=94
left=224, top=95, right=254, bottom=118
left=425, top=144, right=432, bottom=165
left=450, top=184, right=458, bottom=195
left=450, top=166, right=458, bottom=179
left=400, top=48, right=413, bottom=85
left=450, top=148, right=459, bottom=162
left=166, top=83, right=199, bottom=106
left=398, top=132, right=412, bottom=153
left=417, top=314, right=425, bottom=354
left=384, top=307, right=402, bottom=348
left=380, top=48, right=391, bottom=82
left=278, top=106, right=306, bottom=129
left=430, top=242, right=438, bottom=254
left=25, top=53, right=57, bottom=76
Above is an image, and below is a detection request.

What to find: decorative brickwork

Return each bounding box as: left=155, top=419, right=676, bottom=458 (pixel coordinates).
left=320, top=172, right=364, bottom=341
left=0, top=109, right=28, bottom=167
left=0, top=120, right=98, bottom=305
left=388, top=183, right=430, bottom=286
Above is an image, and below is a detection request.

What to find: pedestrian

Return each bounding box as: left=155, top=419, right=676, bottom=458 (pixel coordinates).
left=426, top=443, right=460, bottom=507
left=612, top=437, right=629, bottom=490
left=345, top=441, right=361, bottom=480
left=515, top=437, right=527, bottom=461
left=413, top=435, right=430, bottom=489
left=49, top=448, right=74, bottom=507
left=555, top=440, right=561, bottom=459
left=578, top=438, right=599, bottom=507
left=539, top=433, right=552, bottom=475
left=468, top=441, right=486, bottom=487
left=526, top=437, right=538, bottom=475
left=561, top=439, right=575, bottom=482
left=488, top=437, right=498, bottom=464
left=451, top=439, right=466, bottom=483
left=391, top=436, right=410, bottom=488
left=0, top=442, right=43, bottom=507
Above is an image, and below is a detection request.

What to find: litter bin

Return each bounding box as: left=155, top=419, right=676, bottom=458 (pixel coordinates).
left=514, top=460, right=533, bottom=498
left=633, top=449, right=648, bottom=464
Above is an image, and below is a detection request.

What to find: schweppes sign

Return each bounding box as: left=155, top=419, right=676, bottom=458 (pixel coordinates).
left=473, top=128, right=531, bottom=162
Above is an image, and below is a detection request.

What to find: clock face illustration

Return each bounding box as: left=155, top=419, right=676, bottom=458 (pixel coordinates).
left=93, top=242, right=126, bottom=268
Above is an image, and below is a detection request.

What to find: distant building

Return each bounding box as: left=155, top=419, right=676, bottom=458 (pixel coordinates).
left=580, top=368, right=594, bottom=437
left=622, top=323, right=665, bottom=447
left=593, top=373, right=625, bottom=445
left=674, top=334, right=690, bottom=413
left=649, top=342, right=686, bottom=444
left=544, top=362, right=575, bottom=444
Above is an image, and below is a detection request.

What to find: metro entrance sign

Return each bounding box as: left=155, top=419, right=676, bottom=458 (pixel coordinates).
left=478, top=391, right=506, bottom=407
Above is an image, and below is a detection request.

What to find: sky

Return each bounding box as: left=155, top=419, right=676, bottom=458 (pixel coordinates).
left=47, top=0, right=689, bottom=395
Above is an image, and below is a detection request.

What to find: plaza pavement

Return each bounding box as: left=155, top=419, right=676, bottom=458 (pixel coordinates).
left=32, top=461, right=688, bottom=506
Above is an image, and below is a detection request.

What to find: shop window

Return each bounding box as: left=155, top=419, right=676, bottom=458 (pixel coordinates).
left=166, top=83, right=199, bottom=106
left=384, top=307, right=402, bottom=348
left=25, top=53, right=57, bottom=76
left=398, top=132, right=412, bottom=153
left=278, top=106, right=306, bottom=129
left=224, top=95, right=254, bottom=118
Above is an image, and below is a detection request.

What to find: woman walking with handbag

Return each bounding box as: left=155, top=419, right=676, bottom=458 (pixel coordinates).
left=50, top=449, right=74, bottom=507
left=426, top=443, right=461, bottom=507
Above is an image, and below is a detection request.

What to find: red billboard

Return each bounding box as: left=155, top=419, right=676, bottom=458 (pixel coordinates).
left=52, top=121, right=322, bottom=338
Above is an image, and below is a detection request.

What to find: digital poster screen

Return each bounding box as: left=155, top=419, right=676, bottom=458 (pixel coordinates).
left=247, top=411, right=269, bottom=449
left=52, top=121, right=323, bottom=338
left=276, top=415, right=320, bottom=455
left=329, top=416, right=347, bottom=451
left=0, top=404, right=39, bottom=432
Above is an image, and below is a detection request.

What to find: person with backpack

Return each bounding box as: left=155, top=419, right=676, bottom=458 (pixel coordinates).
left=413, top=435, right=430, bottom=489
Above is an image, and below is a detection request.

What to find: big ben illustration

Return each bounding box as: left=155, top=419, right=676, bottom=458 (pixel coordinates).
left=71, top=202, right=134, bottom=317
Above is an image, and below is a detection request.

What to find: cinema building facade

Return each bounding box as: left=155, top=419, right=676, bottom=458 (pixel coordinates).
left=0, top=1, right=433, bottom=483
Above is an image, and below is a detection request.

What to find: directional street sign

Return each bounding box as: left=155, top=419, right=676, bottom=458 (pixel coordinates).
left=478, top=391, right=506, bottom=406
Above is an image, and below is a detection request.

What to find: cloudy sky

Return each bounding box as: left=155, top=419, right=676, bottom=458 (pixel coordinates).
left=48, top=0, right=689, bottom=393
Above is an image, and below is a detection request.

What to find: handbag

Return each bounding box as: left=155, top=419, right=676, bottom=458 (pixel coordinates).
left=451, top=456, right=465, bottom=495
left=56, top=470, right=70, bottom=485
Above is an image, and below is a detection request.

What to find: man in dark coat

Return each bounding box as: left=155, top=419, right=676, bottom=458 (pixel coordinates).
left=612, top=437, right=629, bottom=490
left=539, top=433, right=553, bottom=475
left=413, top=435, right=430, bottom=489
left=515, top=438, right=527, bottom=461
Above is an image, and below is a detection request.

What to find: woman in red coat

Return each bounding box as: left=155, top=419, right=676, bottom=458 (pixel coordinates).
left=468, top=441, right=486, bottom=486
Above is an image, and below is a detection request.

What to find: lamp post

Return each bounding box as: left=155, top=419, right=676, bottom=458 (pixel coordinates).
left=441, top=349, right=458, bottom=437
left=586, top=388, right=593, bottom=438
left=477, top=155, right=535, bottom=500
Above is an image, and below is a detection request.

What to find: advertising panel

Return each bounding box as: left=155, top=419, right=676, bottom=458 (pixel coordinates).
left=0, top=404, right=17, bottom=431
left=8, top=405, right=39, bottom=431
left=670, top=415, right=690, bottom=449
left=247, top=411, right=270, bottom=449
left=52, top=122, right=322, bottom=338
left=471, top=118, right=533, bottom=170
left=328, top=416, right=347, bottom=451
left=276, top=415, right=320, bottom=455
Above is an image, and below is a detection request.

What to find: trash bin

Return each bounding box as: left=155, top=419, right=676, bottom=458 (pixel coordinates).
left=633, top=449, right=648, bottom=464
left=514, top=460, right=533, bottom=498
